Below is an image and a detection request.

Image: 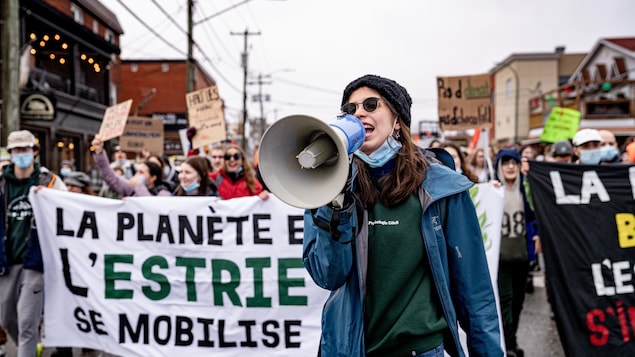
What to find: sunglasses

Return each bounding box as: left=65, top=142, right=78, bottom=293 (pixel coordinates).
left=341, top=97, right=382, bottom=115
left=224, top=153, right=242, bottom=161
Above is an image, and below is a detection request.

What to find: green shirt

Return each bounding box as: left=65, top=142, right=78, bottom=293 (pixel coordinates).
left=364, top=194, right=447, bottom=357
left=4, top=165, right=41, bottom=264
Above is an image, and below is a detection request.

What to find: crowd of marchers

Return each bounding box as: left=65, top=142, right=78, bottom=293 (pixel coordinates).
left=0, top=74, right=634, bottom=357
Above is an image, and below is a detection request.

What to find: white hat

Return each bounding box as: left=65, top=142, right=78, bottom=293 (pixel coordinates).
left=572, top=128, right=602, bottom=147
left=7, top=130, right=36, bottom=150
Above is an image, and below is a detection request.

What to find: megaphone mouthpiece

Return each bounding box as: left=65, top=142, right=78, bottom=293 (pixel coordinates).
left=296, top=133, right=338, bottom=169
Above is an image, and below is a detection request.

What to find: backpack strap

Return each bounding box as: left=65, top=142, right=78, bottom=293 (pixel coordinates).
left=39, top=171, right=58, bottom=188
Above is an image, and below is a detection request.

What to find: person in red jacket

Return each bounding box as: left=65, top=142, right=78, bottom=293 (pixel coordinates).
left=210, top=144, right=269, bottom=200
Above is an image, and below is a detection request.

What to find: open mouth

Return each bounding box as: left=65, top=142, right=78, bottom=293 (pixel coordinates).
left=363, top=123, right=375, bottom=135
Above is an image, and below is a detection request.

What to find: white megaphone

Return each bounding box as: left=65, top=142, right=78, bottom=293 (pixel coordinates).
left=258, top=114, right=365, bottom=209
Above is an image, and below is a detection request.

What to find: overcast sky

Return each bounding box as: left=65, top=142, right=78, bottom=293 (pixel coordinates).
left=99, top=0, right=634, bottom=130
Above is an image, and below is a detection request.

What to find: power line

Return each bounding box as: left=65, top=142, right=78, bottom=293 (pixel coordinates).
left=149, top=0, right=188, bottom=35
left=274, top=78, right=340, bottom=95
left=115, top=0, right=187, bottom=57
left=139, top=0, right=242, bottom=94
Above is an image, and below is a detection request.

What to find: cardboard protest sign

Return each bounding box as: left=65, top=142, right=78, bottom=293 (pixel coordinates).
left=437, top=74, right=492, bottom=130
left=539, top=107, right=581, bottom=143
left=186, top=86, right=226, bottom=149
left=120, top=117, right=165, bottom=154
left=98, top=99, right=133, bottom=141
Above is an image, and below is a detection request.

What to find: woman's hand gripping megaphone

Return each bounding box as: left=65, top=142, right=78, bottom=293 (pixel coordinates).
left=329, top=155, right=355, bottom=209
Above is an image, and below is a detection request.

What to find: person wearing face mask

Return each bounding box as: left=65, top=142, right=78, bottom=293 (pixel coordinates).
left=59, top=160, right=73, bottom=178
left=110, top=145, right=136, bottom=179
left=302, top=75, right=502, bottom=356
left=572, top=128, right=603, bottom=165
left=173, top=156, right=216, bottom=196
left=0, top=130, right=67, bottom=357
left=598, top=129, right=622, bottom=164
left=210, top=145, right=269, bottom=200
left=91, top=134, right=171, bottom=197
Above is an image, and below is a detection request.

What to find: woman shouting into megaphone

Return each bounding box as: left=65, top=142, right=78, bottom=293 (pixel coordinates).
left=302, top=75, right=503, bottom=357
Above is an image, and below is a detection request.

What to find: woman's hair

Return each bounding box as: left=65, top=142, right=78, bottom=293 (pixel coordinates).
left=143, top=161, right=163, bottom=186
left=147, top=154, right=166, bottom=169
left=353, top=107, right=427, bottom=208
left=441, top=142, right=479, bottom=183
left=173, top=156, right=211, bottom=196
left=223, top=144, right=260, bottom=194
left=468, top=148, right=486, bottom=168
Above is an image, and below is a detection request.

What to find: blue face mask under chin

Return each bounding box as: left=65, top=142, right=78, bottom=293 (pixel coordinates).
left=181, top=181, right=200, bottom=193
left=354, top=135, right=402, bottom=168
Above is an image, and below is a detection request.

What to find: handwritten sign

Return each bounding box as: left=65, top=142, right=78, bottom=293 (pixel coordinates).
left=98, top=99, right=133, bottom=141
left=437, top=74, right=492, bottom=130
left=186, top=86, right=226, bottom=149
left=539, top=107, right=581, bottom=143
left=120, top=117, right=165, bottom=154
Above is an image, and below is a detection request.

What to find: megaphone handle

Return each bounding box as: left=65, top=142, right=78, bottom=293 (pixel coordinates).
left=331, top=192, right=346, bottom=209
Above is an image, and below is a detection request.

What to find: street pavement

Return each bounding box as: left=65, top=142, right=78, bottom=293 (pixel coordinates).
left=517, top=264, right=566, bottom=357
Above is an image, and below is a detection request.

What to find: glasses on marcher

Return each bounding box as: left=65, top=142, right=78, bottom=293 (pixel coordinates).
left=224, top=153, right=242, bottom=161
left=502, top=158, right=519, bottom=167
left=341, top=97, right=383, bottom=115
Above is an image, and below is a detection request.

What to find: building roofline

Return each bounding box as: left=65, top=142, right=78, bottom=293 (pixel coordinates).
left=569, top=37, right=635, bottom=83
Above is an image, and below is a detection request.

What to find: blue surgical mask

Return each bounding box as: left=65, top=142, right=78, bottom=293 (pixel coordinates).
left=135, top=174, right=147, bottom=186
left=354, top=135, right=402, bottom=168
left=181, top=181, right=200, bottom=193
left=579, top=149, right=603, bottom=165
left=600, top=146, right=619, bottom=162
left=60, top=168, right=71, bottom=177
left=12, top=153, right=34, bottom=169
left=163, top=167, right=170, bottom=177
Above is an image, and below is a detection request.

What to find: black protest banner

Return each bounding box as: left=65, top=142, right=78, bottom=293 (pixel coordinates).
left=527, top=161, right=635, bottom=356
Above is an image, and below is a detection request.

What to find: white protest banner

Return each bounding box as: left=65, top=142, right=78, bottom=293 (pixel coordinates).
left=186, top=86, right=227, bottom=149
left=98, top=99, right=133, bottom=141
left=30, top=189, right=328, bottom=357
left=453, top=183, right=505, bottom=355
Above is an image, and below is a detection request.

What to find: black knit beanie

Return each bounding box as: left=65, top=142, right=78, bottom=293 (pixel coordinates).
left=341, top=74, right=412, bottom=128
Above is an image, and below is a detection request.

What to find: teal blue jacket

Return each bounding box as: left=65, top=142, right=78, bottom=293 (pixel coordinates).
left=303, top=154, right=503, bottom=357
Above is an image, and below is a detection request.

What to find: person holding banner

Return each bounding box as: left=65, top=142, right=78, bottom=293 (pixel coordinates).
left=210, top=144, right=269, bottom=200
left=303, top=74, right=502, bottom=357
left=493, top=148, right=539, bottom=357
left=0, top=130, right=67, bottom=357
left=172, top=156, right=216, bottom=196
left=91, top=134, right=172, bottom=197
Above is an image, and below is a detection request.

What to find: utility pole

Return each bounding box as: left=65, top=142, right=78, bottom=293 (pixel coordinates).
left=1, top=0, right=21, bottom=145
left=231, top=28, right=260, bottom=151
left=186, top=0, right=195, bottom=94
left=248, top=73, right=272, bottom=141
